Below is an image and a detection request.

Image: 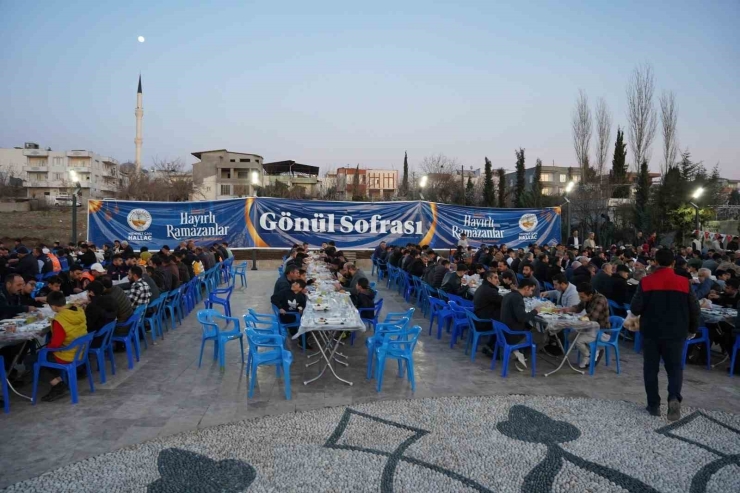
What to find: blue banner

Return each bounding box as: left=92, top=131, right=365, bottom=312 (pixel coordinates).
left=88, top=198, right=561, bottom=250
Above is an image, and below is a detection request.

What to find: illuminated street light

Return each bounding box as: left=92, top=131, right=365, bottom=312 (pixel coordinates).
left=251, top=170, right=260, bottom=185
left=419, top=175, right=428, bottom=188
left=692, top=187, right=704, bottom=199
left=565, top=181, right=575, bottom=194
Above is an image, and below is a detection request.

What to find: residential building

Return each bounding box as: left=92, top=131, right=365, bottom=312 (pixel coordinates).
left=335, top=167, right=398, bottom=200
left=263, top=160, right=320, bottom=196
left=0, top=142, right=124, bottom=201
left=191, top=149, right=264, bottom=200
left=503, top=165, right=661, bottom=198
left=503, top=165, right=583, bottom=196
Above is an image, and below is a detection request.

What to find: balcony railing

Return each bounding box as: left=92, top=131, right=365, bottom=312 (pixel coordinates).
left=23, top=149, right=49, bottom=157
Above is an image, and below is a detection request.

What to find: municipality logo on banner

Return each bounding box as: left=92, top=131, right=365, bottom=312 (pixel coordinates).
left=127, top=208, right=153, bottom=241
left=518, top=213, right=539, bottom=241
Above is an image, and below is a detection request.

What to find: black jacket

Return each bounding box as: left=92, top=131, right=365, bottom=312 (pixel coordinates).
left=592, top=270, right=614, bottom=298
left=11, top=254, right=39, bottom=280
left=422, top=263, right=437, bottom=285
left=630, top=267, right=700, bottom=339
left=85, top=295, right=118, bottom=334
left=500, top=290, right=537, bottom=332
left=431, top=265, right=448, bottom=289
left=609, top=274, right=630, bottom=305
left=273, top=274, right=291, bottom=296
left=0, top=286, right=29, bottom=318
left=352, top=290, right=376, bottom=315
left=473, top=280, right=503, bottom=327
left=440, top=272, right=465, bottom=296
left=271, top=289, right=306, bottom=314
left=77, top=250, right=97, bottom=266
left=408, top=259, right=425, bottom=278
left=571, top=266, right=591, bottom=286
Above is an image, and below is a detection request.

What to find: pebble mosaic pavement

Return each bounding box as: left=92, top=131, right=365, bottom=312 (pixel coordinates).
left=6, top=395, right=740, bottom=492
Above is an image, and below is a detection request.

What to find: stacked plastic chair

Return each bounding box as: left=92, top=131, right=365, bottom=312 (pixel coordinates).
left=197, top=309, right=244, bottom=371
left=373, top=326, right=422, bottom=392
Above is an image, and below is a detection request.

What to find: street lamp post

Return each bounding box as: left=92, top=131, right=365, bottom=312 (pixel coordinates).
left=690, top=187, right=704, bottom=232
left=418, top=175, right=428, bottom=201
left=564, top=181, right=575, bottom=240
left=68, top=170, right=82, bottom=244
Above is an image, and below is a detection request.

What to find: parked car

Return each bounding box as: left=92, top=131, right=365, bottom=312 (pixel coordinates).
left=54, top=195, right=82, bottom=207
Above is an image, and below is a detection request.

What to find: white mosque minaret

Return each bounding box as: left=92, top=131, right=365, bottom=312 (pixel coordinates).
left=134, top=74, right=143, bottom=171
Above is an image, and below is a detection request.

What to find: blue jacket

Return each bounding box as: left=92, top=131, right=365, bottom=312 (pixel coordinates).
left=691, top=277, right=713, bottom=300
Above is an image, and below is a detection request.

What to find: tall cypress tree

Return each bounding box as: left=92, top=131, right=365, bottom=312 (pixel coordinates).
left=483, top=157, right=495, bottom=207
left=514, top=148, right=526, bottom=207
left=496, top=168, right=506, bottom=207
left=532, top=158, right=543, bottom=207
left=465, top=175, right=475, bottom=206
left=401, top=151, right=409, bottom=196
left=611, top=127, right=628, bottom=198
left=352, top=164, right=362, bottom=201
left=634, top=159, right=651, bottom=230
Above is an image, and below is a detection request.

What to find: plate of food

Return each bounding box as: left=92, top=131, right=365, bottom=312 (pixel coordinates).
left=313, top=304, right=330, bottom=311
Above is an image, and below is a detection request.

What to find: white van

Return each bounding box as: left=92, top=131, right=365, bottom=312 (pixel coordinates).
left=54, top=195, right=82, bottom=207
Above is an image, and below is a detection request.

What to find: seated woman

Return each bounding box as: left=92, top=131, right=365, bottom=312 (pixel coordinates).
left=23, top=291, right=88, bottom=403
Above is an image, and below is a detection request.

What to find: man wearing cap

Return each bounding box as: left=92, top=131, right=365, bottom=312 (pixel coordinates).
left=9, top=246, right=38, bottom=280
left=611, top=264, right=631, bottom=307
left=89, top=263, right=108, bottom=280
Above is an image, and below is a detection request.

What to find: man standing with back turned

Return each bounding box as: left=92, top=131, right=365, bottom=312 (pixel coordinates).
left=630, top=248, right=700, bottom=421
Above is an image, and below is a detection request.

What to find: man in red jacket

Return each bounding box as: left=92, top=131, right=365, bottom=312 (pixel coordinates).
left=630, top=248, right=700, bottom=421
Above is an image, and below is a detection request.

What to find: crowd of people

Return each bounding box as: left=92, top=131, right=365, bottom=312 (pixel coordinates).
left=0, top=238, right=235, bottom=404
left=373, top=229, right=739, bottom=421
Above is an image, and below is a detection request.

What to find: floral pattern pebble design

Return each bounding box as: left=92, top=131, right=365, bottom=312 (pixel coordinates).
left=5, top=395, right=740, bottom=493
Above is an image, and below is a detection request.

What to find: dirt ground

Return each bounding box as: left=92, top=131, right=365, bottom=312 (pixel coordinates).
left=0, top=208, right=88, bottom=246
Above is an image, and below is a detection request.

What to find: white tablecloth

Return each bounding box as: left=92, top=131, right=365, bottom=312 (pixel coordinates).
left=294, top=292, right=365, bottom=339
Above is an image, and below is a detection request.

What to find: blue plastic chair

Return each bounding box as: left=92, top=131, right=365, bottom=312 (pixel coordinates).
left=377, top=259, right=387, bottom=281
left=194, top=273, right=207, bottom=304
left=371, top=255, right=378, bottom=276
left=59, top=257, right=69, bottom=271
left=543, top=281, right=554, bottom=291
left=419, top=282, right=436, bottom=317
left=356, top=298, right=384, bottom=339
left=447, top=293, right=473, bottom=308
left=490, top=321, right=537, bottom=377
left=204, top=284, right=234, bottom=318
left=271, top=304, right=306, bottom=352
left=374, top=325, right=422, bottom=392
left=428, top=296, right=453, bottom=339
left=365, top=315, right=413, bottom=379
left=682, top=326, right=711, bottom=370
left=447, top=301, right=471, bottom=349
left=197, top=309, right=245, bottom=370
left=111, top=305, right=147, bottom=369
left=516, top=273, right=525, bottom=282
left=0, top=355, right=8, bottom=413
left=164, top=288, right=185, bottom=330
left=143, top=294, right=167, bottom=342
left=586, top=316, right=625, bottom=376
left=730, top=334, right=740, bottom=377
left=245, top=329, right=292, bottom=399
left=243, top=313, right=283, bottom=340
left=231, top=261, right=248, bottom=288
left=464, top=310, right=496, bottom=361
left=88, top=320, right=117, bottom=383
left=32, top=332, right=95, bottom=405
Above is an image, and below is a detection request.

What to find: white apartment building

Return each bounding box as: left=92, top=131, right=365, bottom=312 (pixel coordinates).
left=0, top=142, right=124, bottom=201
left=191, top=149, right=264, bottom=200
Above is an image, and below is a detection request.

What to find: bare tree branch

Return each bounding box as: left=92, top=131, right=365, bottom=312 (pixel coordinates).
left=571, top=89, right=592, bottom=180
left=660, top=90, right=679, bottom=178
left=419, top=154, right=460, bottom=203
left=595, top=97, right=612, bottom=181
left=626, top=62, right=657, bottom=173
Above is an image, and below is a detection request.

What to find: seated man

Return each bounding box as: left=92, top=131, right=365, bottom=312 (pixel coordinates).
left=559, top=283, right=611, bottom=369
left=440, top=263, right=469, bottom=297
left=272, top=279, right=309, bottom=349
left=84, top=281, right=118, bottom=347
left=542, top=273, right=579, bottom=308
left=0, top=273, right=38, bottom=319
left=352, top=278, right=376, bottom=314
left=107, top=254, right=129, bottom=280
left=709, top=278, right=739, bottom=308
left=23, top=291, right=87, bottom=402
left=520, top=263, right=541, bottom=297
left=692, top=268, right=714, bottom=300
left=500, top=278, right=540, bottom=371
left=473, top=270, right=504, bottom=357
